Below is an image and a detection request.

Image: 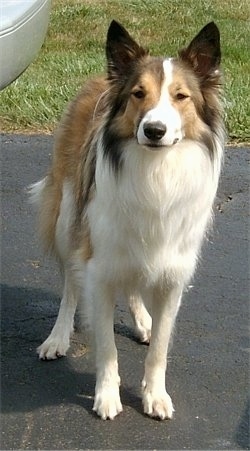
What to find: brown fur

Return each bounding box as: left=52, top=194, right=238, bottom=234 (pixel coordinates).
left=33, top=22, right=224, bottom=418
left=37, top=34, right=222, bottom=257
left=111, top=64, right=163, bottom=139
left=38, top=77, right=108, bottom=254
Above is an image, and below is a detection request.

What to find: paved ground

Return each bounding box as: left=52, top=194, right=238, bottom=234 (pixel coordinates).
left=1, top=134, right=249, bottom=450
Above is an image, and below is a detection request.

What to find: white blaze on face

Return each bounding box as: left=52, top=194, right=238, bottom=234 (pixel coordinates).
left=137, top=59, right=183, bottom=147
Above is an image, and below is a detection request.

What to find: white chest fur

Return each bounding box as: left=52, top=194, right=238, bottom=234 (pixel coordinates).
left=88, top=139, right=220, bottom=287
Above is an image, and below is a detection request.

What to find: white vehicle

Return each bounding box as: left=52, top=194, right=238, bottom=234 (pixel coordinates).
left=0, top=0, right=51, bottom=90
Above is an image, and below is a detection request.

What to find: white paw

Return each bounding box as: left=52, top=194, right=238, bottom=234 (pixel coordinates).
left=93, top=385, right=123, bottom=420
left=129, top=296, right=152, bottom=343
left=142, top=381, right=174, bottom=420
left=37, top=335, right=70, bottom=360
left=135, top=320, right=151, bottom=344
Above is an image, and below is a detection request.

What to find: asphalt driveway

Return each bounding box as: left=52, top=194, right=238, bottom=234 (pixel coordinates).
left=1, top=134, right=249, bottom=450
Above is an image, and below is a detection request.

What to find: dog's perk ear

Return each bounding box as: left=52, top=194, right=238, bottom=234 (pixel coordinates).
left=106, top=20, right=147, bottom=79
left=179, top=22, right=221, bottom=77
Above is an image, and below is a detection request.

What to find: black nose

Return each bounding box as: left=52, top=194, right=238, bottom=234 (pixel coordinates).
left=143, top=121, right=166, bottom=141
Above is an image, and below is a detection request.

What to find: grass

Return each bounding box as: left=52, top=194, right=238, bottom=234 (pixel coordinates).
left=0, top=0, right=249, bottom=142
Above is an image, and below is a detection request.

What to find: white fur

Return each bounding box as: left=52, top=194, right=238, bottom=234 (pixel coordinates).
left=129, top=295, right=152, bottom=343
left=37, top=180, right=79, bottom=359
left=137, top=60, right=183, bottom=146
left=35, top=136, right=222, bottom=416
left=83, top=134, right=222, bottom=419
left=34, top=69, right=223, bottom=420
left=89, top=138, right=218, bottom=286
left=28, top=177, right=47, bottom=205
left=37, top=273, right=77, bottom=359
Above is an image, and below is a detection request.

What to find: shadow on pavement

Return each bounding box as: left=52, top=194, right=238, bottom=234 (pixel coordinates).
left=1, top=283, right=143, bottom=417
left=234, top=399, right=250, bottom=450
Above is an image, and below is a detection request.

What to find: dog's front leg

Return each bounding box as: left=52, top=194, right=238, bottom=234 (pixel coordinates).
left=142, top=284, right=183, bottom=419
left=92, top=279, right=122, bottom=420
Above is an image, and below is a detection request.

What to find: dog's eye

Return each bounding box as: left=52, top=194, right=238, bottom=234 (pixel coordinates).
left=132, top=89, right=145, bottom=99
left=176, top=92, right=189, bottom=101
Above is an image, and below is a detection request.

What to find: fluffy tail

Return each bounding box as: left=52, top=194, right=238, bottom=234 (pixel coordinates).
left=29, top=177, right=48, bottom=206
left=28, top=176, right=61, bottom=254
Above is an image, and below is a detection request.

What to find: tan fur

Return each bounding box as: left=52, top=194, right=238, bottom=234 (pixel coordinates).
left=170, top=63, right=222, bottom=146
left=37, top=61, right=221, bottom=257
left=108, top=62, right=163, bottom=140
left=38, top=64, right=165, bottom=256
left=114, top=70, right=162, bottom=138
left=34, top=21, right=224, bottom=420
left=169, top=64, right=205, bottom=142
left=38, top=77, right=108, bottom=255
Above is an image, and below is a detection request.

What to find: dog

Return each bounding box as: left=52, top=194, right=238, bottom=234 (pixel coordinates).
left=30, top=20, right=224, bottom=420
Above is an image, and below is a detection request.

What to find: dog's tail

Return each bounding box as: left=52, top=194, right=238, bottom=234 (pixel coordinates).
left=29, top=177, right=48, bottom=206
left=28, top=175, right=61, bottom=255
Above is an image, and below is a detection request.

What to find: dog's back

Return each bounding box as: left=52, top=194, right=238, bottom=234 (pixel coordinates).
left=30, top=76, right=108, bottom=255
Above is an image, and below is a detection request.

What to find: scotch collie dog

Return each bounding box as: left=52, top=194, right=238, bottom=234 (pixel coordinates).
left=30, top=20, right=224, bottom=420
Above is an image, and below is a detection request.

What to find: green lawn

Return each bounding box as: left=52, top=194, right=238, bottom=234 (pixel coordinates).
left=1, top=0, right=249, bottom=142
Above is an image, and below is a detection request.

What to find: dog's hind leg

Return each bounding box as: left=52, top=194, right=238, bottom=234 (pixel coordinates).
left=129, top=294, right=152, bottom=343
left=37, top=268, right=78, bottom=360
left=37, top=178, right=80, bottom=360
left=142, top=284, right=183, bottom=419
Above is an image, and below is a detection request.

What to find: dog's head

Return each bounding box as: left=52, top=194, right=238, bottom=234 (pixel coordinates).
left=104, top=20, right=222, bottom=153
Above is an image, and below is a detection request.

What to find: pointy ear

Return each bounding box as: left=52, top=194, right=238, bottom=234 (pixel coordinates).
left=106, top=20, right=147, bottom=79
left=179, top=22, right=221, bottom=77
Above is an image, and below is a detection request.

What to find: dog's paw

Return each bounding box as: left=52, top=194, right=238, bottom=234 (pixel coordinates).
left=135, top=319, right=151, bottom=344
left=130, top=305, right=152, bottom=343
left=37, top=335, right=70, bottom=360
left=93, top=386, right=123, bottom=420
left=142, top=381, right=174, bottom=420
